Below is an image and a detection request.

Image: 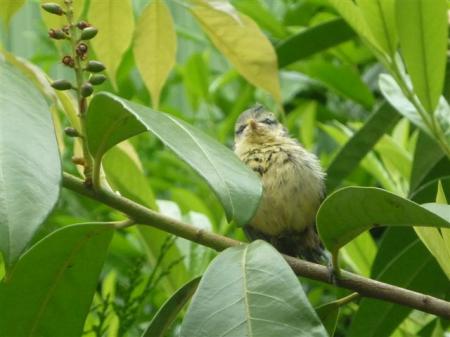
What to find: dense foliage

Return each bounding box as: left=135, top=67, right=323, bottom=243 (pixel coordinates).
left=0, top=0, right=449, bottom=336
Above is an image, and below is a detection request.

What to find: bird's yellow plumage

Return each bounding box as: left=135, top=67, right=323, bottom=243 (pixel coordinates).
left=234, top=105, right=327, bottom=263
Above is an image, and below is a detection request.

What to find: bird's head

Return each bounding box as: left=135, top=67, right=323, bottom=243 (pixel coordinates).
left=234, top=104, right=286, bottom=145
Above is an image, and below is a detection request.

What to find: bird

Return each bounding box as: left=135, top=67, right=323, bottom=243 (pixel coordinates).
left=234, top=104, right=328, bottom=264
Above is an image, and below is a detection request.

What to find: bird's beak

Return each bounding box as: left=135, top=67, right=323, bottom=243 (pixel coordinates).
left=248, top=119, right=258, bottom=130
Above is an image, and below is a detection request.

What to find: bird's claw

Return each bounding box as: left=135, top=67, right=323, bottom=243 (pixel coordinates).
left=327, top=261, right=340, bottom=285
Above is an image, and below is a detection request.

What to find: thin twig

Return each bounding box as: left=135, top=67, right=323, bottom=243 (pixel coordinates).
left=62, top=172, right=450, bottom=319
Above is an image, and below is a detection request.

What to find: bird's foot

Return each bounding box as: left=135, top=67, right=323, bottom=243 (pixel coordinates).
left=326, top=261, right=341, bottom=285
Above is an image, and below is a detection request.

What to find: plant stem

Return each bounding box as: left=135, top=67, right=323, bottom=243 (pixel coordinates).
left=62, top=172, right=450, bottom=319
left=91, top=154, right=102, bottom=191
left=65, top=3, right=94, bottom=185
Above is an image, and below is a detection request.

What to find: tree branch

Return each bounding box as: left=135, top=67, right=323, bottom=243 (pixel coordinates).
left=62, top=172, right=450, bottom=319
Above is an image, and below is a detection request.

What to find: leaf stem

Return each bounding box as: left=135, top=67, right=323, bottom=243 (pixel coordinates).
left=62, top=172, right=450, bottom=319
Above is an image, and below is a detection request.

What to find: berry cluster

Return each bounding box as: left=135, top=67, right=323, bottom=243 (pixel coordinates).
left=42, top=1, right=106, bottom=98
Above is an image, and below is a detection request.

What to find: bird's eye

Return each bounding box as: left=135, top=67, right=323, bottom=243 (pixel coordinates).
left=261, top=118, right=276, bottom=125
left=236, top=124, right=246, bottom=135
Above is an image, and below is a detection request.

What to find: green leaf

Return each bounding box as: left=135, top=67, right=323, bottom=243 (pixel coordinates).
left=190, top=0, right=281, bottom=102
left=134, top=0, right=176, bottom=110
left=326, top=103, right=400, bottom=192
left=316, top=187, right=450, bottom=253
left=142, top=277, right=200, bottom=337
left=356, top=0, right=397, bottom=56
left=88, top=0, right=134, bottom=87
left=0, top=59, right=61, bottom=267
left=277, top=19, right=355, bottom=68
left=295, top=60, right=374, bottom=108
left=410, top=132, right=444, bottom=193
left=327, top=0, right=382, bottom=52
left=396, top=0, right=448, bottom=113
left=0, top=0, right=25, bottom=26
left=348, top=228, right=448, bottom=337
left=180, top=240, right=328, bottom=337
left=87, top=92, right=261, bottom=226
left=315, top=302, right=340, bottom=336
left=379, top=73, right=430, bottom=133
left=0, top=223, right=113, bottom=337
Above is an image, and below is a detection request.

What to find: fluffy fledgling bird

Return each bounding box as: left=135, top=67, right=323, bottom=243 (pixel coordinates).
left=234, top=104, right=327, bottom=263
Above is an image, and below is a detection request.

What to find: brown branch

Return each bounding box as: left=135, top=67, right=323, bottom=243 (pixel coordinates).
left=62, top=172, right=450, bottom=319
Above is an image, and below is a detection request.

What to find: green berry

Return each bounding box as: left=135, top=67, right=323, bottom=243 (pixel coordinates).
left=81, top=83, right=94, bottom=97
left=89, top=74, right=107, bottom=85
left=41, top=3, right=64, bottom=15
left=85, top=61, right=105, bottom=73
left=51, top=80, right=73, bottom=91
left=48, top=29, right=66, bottom=40
left=80, top=27, right=98, bottom=40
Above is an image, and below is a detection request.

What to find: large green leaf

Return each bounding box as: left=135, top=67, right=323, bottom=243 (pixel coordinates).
left=180, top=240, right=328, bottom=337
left=326, top=103, right=400, bottom=192
left=327, top=0, right=382, bottom=52
left=396, top=0, right=448, bottom=113
left=88, top=0, right=134, bottom=86
left=316, top=187, right=450, bottom=253
left=0, top=223, right=113, bottom=337
left=86, top=92, right=262, bottom=226
left=356, top=0, right=397, bottom=56
left=277, top=19, right=354, bottom=68
left=142, top=277, right=200, bottom=337
left=348, top=228, right=448, bottom=337
left=134, top=0, right=176, bottom=109
left=190, top=0, right=281, bottom=102
left=0, top=59, right=61, bottom=267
